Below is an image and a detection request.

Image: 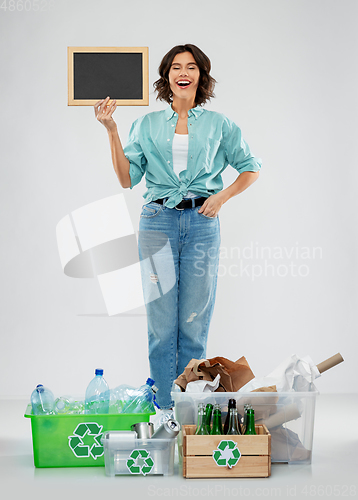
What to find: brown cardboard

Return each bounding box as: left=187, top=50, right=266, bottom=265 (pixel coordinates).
left=174, top=356, right=255, bottom=392
left=316, top=352, right=344, bottom=374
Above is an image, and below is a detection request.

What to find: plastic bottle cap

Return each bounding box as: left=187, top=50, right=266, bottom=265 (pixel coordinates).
left=95, top=369, right=104, bottom=376
left=36, top=384, right=44, bottom=388
left=146, top=378, right=155, bottom=386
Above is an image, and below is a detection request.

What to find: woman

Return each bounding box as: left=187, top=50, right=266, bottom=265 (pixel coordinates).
left=94, top=44, right=261, bottom=410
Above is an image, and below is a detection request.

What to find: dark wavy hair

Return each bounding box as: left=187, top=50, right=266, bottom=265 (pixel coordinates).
left=153, top=44, right=216, bottom=106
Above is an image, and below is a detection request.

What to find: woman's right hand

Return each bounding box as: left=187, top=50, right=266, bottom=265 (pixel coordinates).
left=94, top=96, right=117, bottom=132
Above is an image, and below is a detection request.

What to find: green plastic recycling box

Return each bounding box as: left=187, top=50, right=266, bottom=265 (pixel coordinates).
left=24, top=404, right=154, bottom=468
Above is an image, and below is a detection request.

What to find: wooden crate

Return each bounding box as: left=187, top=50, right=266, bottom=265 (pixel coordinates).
left=182, top=424, right=271, bottom=478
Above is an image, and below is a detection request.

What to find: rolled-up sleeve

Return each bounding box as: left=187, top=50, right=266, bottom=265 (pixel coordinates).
left=223, top=117, right=262, bottom=174
left=123, top=117, right=147, bottom=189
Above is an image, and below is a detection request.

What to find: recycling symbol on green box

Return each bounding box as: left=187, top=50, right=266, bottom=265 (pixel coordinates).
left=126, top=449, right=154, bottom=475
left=213, top=440, right=241, bottom=469
left=68, top=422, right=103, bottom=460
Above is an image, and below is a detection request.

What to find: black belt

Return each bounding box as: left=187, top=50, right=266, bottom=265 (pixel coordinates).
left=152, top=197, right=207, bottom=210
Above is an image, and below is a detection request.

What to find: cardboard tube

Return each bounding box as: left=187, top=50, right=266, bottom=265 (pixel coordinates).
left=258, top=403, right=302, bottom=429
left=316, top=353, right=344, bottom=374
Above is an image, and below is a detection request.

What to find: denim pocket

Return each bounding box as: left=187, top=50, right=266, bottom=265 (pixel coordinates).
left=140, top=202, right=164, bottom=218
left=197, top=207, right=218, bottom=219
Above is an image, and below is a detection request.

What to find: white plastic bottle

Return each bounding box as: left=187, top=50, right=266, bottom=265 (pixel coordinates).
left=85, top=368, right=109, bottom=414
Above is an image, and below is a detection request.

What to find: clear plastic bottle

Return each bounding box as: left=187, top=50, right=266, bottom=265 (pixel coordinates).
left=70, top=399, right=85, bottom=414
left=120, top=378, right=157, bottom=414
left=108, top=384, right=135, bottom=414
left=31, top=384, right=55, bottom=415
left=85, top=368, right=109, bottom=414
left=54, top=396, right=71, bottom=414
left=54, top=396, right=85, bottom=414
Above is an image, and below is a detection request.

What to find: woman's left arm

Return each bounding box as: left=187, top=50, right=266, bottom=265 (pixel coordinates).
left=199, top=116, right=261, bottom=217
left=198, top=171, right=259, bottom=217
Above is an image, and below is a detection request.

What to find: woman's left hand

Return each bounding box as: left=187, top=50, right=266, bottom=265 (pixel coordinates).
left=198, top=192, right=227, bottom=218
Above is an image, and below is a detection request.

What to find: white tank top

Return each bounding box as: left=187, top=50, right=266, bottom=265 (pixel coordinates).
left=172, top=133, right=197, bottom=199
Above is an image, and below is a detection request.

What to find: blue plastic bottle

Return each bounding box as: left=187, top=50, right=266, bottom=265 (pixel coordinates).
left=85, top=368, right=109, bottom=414
left=31, top=384, right=55, bottom=415
left=120, top=378, right=158, bottom=414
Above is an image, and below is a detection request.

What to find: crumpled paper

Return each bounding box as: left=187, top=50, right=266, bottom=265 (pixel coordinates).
left=270, top=426, right=311, bottom=462
left=239, top=355, right=320, bottom=393
left=185, top=374, right=221, bottom=393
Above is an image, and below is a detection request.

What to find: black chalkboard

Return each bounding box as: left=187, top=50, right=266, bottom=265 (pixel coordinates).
left=68, top=47, right=149, bottom=106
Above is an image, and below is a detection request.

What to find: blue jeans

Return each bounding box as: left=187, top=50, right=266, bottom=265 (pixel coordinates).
left=138, top=201, right=221, bottom=409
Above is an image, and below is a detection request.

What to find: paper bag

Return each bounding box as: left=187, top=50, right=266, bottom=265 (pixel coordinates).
left=174, top=356, right=255, bottom=392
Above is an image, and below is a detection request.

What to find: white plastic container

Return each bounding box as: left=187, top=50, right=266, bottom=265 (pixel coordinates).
left=102, top=431, right=176, bottom=476
left=171, top=391, right=318, bottom=464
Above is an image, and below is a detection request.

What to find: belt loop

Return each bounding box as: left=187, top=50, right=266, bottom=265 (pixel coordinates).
left=191, top=198, right=195, bottom=208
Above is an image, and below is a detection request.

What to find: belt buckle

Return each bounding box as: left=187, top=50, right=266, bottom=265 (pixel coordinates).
left=174, top=198, right=185, bottom=210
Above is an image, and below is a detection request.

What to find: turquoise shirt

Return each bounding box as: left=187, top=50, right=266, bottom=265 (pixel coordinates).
left=123, top=103, right=262, bottom=208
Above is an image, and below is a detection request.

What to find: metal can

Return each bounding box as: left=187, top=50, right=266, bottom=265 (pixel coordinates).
left=130, top=422, right=154, bottom=439
left=151, top=418, right=180, bottom=439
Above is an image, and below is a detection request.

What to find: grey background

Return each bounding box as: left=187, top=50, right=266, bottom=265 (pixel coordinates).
left=0, top=0, right=356, bottom=397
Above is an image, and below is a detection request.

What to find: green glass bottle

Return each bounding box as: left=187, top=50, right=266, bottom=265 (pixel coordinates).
left=205, top=403, right=213, bottom=434
left=195, top=403, right=209, bottom=435
left=210, top=403, right=223, bottom=435
left=223, top=399, right=236, bottom=434
left=242, top=403, right=251, bottom=434
left=244, top=408, right=257, bottom=435
left=226, top=407, right=242, bottom=435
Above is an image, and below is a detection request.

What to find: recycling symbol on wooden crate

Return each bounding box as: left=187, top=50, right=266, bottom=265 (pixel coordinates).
left=213, top=440, right=241, bottom=469
left=68, top=422, right=103, bottom=460
left=126, top=449, right=154, bottom=475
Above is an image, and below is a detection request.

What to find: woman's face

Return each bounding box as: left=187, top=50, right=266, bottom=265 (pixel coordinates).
left=168, top=51, right=200, bottom=105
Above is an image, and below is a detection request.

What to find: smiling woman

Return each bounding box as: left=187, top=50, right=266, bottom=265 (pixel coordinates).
left=94, top=43, right=262, bottom=410
left=154, top=44, right=216, bottom=106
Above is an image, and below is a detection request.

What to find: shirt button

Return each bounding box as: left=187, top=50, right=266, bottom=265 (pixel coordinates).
left=172, top=124, right=175, bottom=127
left=167, top=138, right=170, bottom=141
left=190, top=156, right=193, bottom=159
left=167, top=160, right=170, bottom=164
left=190, top=123, right=192, bottom=126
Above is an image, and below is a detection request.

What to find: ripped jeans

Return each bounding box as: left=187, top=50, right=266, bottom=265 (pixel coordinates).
left=138, top=201, right=221, bottom=409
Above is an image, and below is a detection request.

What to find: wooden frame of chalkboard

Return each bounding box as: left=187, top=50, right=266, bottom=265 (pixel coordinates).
left=68, top=46, right=149, bottom=106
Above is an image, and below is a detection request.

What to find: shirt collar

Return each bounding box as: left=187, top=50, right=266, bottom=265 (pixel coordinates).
left=165, top=103, right=204, bottom=121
